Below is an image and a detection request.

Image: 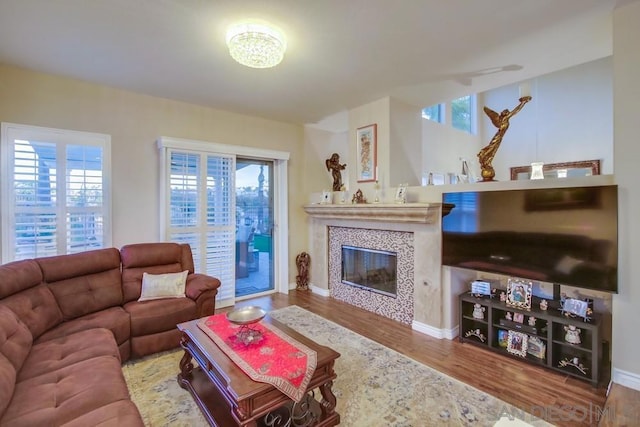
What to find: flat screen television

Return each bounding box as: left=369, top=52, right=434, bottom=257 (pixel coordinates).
left=442, top=185, right=618, bottom=293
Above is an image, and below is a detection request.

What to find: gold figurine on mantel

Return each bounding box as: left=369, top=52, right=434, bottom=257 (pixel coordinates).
left=477, top=96, right=532, bottom=181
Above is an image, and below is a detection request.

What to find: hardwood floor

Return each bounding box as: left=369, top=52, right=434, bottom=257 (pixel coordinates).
left=218, top=291, right=615, bottom=427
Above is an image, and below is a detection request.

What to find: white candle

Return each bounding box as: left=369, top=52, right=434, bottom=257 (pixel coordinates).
left=519, top=82, right=531, bottom=98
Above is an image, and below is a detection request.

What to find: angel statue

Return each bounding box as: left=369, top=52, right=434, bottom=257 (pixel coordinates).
left=477, top=96, right=532, bottom=181
left=295, top=252, right=310, bottom=290
left=325, top=153, right=346, bottom=191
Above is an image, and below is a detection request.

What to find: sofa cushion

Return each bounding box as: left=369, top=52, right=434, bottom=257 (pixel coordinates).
left=38, top=248, right=123, bottom=320
left=138, top=270, right=188, bottom=301
left=120, top=242, right=187, bottom=302
left=60, top=400, right=144, bottom=427
left=0, top=306, right=32, bottom=373
left=1, top=285, right=63, bottom=340
left=2, top=356, right=131, bottom=427
left=124, top=297, right=195, bottom=336
left=0, top=354, right=16, bottom=419
left=36, top=306, right=130, bottom=349
left=130, top=329, right=182, bottom=359
left=18, top=328, right=120, bottom=382
left=0, top=260, right=43, bottom=299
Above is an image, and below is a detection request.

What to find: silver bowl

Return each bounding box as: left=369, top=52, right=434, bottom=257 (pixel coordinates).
left=226, top=306, right=267, bottom=325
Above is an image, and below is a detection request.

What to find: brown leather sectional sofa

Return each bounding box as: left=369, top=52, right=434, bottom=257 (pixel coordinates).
left=0, top=242, right=221, bottom=426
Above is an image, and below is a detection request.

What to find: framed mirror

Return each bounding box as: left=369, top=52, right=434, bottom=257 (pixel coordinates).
left=510, top=160, right=601, bottom=180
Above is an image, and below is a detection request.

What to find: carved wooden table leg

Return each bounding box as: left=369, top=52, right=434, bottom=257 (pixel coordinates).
left=177, top=336, right=194, bottom=388
left=318, top=361, right=338, bottom=419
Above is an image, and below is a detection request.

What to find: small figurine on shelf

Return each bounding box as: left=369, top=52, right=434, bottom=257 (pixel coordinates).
left=500, top=291, right=507, bottom=302
left=539, top=299, right=548, bottom=311
left=464, top=328, right=486, bottom=342
left=528, top=316, right=537, bottom=326
left=472, top=303, right=486, bottom=320
left=505, top=312, right=512, bottom=321
left=352, top=189, right=366, bottom=204
left=564, top=325, right=582, bottom=345
left=558, top=356, right=588, bottom=375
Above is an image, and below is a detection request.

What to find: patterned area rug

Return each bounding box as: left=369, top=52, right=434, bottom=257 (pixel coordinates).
left=122, top=306, right=551, bottom=426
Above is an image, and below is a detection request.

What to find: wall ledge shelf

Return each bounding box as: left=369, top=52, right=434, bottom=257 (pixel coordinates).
left=303, top=203, right=450, bottom=224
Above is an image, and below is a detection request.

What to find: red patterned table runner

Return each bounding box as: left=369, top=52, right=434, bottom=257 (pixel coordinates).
left=197, top=314, right=317, bottom=402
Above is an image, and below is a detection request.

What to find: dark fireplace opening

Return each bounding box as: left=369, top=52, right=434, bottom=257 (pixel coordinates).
left=341, top=245, right=397, bottom=297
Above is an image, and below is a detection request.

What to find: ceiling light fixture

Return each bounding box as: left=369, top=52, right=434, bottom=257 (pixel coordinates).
left=226, top=21, right=287, bottom=69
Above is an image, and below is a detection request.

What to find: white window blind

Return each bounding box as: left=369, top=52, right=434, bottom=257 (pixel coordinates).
left=1, top=123, right=111, bottom=263
left=165, top=149, right=236, bottom=304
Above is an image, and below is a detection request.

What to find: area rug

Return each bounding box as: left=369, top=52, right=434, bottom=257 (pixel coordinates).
left=122, top=306, right=551, bottom=426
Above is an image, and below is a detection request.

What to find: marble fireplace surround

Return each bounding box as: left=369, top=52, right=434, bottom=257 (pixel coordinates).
left=304, top=203, right=455, bottom=338
left=329, top=226, right=414, bottom=325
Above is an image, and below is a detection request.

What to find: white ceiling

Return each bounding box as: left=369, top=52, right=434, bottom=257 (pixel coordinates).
left=0, top=0, right=632, bottom=126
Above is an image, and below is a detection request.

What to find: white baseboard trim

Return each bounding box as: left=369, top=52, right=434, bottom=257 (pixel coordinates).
left=310, top=284, right=331, bottom=297
left=412, top=320, right=458, bottom=340
left=612, top=367, right=640, bottom=391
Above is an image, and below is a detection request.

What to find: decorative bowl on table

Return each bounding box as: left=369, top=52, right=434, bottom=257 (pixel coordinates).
left=226, top=306, right=267, bottom=345
left=226, top=306, right=267, bottom=325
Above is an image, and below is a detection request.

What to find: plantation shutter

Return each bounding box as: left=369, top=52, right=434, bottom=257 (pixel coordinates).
left=1, top=123, right=111, bottom=263
left=163, top=148, right=236, bottom=305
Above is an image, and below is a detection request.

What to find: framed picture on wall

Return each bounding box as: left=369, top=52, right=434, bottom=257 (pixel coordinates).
left=356, top=124, right=377, bottom=182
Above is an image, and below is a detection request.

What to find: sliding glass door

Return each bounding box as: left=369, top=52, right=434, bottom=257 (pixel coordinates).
left=235, top=158, right=274, bottom=298
left=158, top=137, right=290, bottom=309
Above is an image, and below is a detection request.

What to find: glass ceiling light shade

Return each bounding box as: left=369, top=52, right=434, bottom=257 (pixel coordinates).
left=226, top=22, right=287, bottom=69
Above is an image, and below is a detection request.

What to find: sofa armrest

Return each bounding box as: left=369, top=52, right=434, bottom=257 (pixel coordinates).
left=185, top=274, right=221, bottom=300
left=185, top=274, right=221, bottom=318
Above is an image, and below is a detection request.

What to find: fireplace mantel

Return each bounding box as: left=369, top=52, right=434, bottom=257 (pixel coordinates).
left=303, top=203, right=450, bottom=224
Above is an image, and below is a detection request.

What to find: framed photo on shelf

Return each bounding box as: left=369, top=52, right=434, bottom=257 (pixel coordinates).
left=356, top=124, right=377, bottom=182
left=431, top=172, right=446, bottom=185
left=562, top=298, right=589, bottom=318
left=527, top=336, right=546, bottom=359
left=321, top=190, right=332, bottom=204
left=395, top=184, right=407, bottom=204
left=497, top=329, right=509, bottom=348
left=470, top=280, right=492, bottom=296
left=506, top=330, right=528, bottom=357
left=506, top=278, right=533, bottom=310
left=513, top=312, right=524, bottom=324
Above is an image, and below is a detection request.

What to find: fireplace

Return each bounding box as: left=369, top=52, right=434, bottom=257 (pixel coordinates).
left=341, top=246, right=397, bottom=297
left=328, top=226, right=414, bottom=325
left=304, top=203, right=447, bottom=335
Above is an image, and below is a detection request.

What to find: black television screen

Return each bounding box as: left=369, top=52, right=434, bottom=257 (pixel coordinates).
left=441, top=185, right=618, bottom=293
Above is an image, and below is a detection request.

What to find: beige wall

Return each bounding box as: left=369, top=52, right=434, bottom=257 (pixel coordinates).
left=0, top=64, right=306, bottom=284
left=486, top=57, right=614, bottom=181
left=348, top=97, right=390, bottom=198
left=389, top=97, right=422, bottom=187
left=612, top=1, right=640, bottom=388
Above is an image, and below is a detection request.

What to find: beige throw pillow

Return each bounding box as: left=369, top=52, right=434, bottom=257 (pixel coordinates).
left=138, top=270, right=189, bottom=301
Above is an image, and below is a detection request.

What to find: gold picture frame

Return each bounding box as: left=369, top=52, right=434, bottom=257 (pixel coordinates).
left=510, top=159, right=601, bottom=180
left=356, top=124, right=377, bottom=182
left=506, top=278, right=533, bottom=310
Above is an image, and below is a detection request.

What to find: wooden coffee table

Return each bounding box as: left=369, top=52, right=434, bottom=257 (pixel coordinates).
left=177, top=315, right=340, bottom=426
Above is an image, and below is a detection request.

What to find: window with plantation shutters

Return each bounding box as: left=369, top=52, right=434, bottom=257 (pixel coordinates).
left=158, top=136, right=290, bottom=309
left=166, top=150, right=236, bottom=303
left=1, top=123, right=111, bottom=263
